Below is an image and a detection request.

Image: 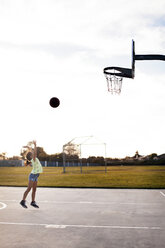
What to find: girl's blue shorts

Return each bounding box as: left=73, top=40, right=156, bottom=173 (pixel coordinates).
left=29, top=173, right=40, bottom=182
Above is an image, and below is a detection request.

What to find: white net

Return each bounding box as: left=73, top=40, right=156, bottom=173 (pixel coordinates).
left=105, top=74, right=123, bottom=94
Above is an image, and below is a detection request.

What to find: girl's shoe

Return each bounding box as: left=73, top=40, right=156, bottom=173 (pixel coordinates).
left=20, top=200, right=28, bottom=209
left=31, top=201, right=39, bottom=208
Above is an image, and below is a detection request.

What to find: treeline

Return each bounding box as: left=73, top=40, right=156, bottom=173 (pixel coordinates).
left=107, top=154, right=165, bottom=165
left=5, top=147, right=165, bottom=166
left=107, top=158, right=165, bottom=165
left=24, top=148, right=165, bottom=165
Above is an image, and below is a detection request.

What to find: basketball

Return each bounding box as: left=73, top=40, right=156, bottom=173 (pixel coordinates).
left=49, top=97, right=60, bottom=108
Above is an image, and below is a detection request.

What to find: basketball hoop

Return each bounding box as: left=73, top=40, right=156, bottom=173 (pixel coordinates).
left=103, top=39, right=165, bottom=95
left=104, top=70, right=123, bottom=94
left=103, top=40, right=135, bottom=95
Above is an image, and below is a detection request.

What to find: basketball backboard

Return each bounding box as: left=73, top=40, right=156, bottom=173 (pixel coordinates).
left=132, top=39, right=135, bottom=79
left=104, top=40, right=135, bottom=80
left=103, top=39, right=165, bottom=94
left=103, top=40, right=135, bottom=94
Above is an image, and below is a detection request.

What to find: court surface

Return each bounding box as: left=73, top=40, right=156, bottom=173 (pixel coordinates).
left=0, top=187, right=165, bottom=248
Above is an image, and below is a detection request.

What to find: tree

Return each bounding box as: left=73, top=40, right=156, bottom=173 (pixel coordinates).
left=0, top=152, right=7, bottom=160
left=21, top=141, right=34, bottom=159
left=63, top=143, right=80, bottom=157
left=36, top=147, right=48, bottom=161
left=20, top=141, right=48, bottom=160
left=149, top=153, right=157, bottom=159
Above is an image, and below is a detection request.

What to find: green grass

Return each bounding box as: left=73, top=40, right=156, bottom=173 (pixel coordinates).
left=0, top=166, right=165, bottom=188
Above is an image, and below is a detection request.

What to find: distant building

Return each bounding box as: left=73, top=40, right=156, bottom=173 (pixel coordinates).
left=133, top=151, right=143, bottom=160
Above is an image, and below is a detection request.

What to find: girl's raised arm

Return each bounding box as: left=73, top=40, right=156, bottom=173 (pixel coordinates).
left=33, top=140, right=37, bottom=160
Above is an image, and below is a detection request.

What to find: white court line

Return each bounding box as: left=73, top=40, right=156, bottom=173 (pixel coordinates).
left=0, top=221, right=162, bottom=230
left=0, top=202, right=7, bottom=210
left=160, top=191, right=165, bottom=198
left=0, top=200, right=161, bottom=205
left=39, top=201, right=163, bottom=205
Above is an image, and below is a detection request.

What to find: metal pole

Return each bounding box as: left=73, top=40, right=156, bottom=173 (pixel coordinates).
left=80, top=144, right=82, bottom=174
left=104, top=143, right=107, bottom=173
left=62, top=145, right=66, bottom=173
left=135, top=54, right=165, bottom=61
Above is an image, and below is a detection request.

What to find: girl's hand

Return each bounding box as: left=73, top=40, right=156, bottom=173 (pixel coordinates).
left=24, top=160, right=31, bottom=166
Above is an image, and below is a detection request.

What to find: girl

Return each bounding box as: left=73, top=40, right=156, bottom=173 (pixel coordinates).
left=20, top=140, right=43, bottom=208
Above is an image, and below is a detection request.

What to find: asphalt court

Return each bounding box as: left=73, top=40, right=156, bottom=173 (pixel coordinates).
left=0, top=187, right=165, bottom=248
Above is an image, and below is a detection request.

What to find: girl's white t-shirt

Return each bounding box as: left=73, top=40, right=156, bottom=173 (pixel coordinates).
left=31, top=158, right=43, bottom=174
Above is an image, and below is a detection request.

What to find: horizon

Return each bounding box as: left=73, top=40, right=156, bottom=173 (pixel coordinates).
left=2, top=144, right=164, bottom=160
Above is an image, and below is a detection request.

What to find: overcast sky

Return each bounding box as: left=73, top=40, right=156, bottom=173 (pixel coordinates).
left=0, top=0, right=165, bottom=158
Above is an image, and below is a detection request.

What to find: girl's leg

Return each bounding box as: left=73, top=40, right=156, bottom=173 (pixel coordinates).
left=23, top=180, right=33, bottom=201
left=32, top=181, right=37, bottom=202
left=31, top=181, right=39, bottom=208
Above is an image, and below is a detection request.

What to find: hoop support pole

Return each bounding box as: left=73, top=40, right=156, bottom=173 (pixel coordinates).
left=135, top=54, right=165, bottom=61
